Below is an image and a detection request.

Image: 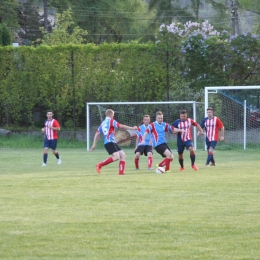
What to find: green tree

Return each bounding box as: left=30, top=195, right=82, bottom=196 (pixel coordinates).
left=0, top=0, right=19, bottom=27
left=148, top=0, right=194, bottom=35
left=39, top=8, right=88, bottom=45
left=0, top=24, right=11, bottom=46
left=69, top=0, right=150, bottom=44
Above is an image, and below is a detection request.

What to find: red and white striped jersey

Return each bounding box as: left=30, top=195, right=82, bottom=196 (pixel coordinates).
left=200, top=116, right=224, bottom=141
left=44, top=119, right=60, bottom=140
left=172, top=118, right=198, bottom=141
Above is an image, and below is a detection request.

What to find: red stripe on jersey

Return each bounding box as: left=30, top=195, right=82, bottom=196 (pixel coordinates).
left=180, top=118, right=193, bottom=141
left=45, top=119, right=59, bottom=140
left=205, top=117, right=223, bottom=141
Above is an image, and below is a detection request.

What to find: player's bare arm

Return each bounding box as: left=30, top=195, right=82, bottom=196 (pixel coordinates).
left=47, top=125, right=60, bottom=131
left=119, top=124, right=138, bottom=131
left=173, top=128, right=187, bottom=134
left=196, top=125, right=205, bottom=135
left=41, top=127, right=45, bottom=133
left=135, top=136, right=139, bottom=150
left=219, top=126, right=224, bottom=141
left=90, top=132, right=100, bottom=151
left=141, top=131, right=148, bottom=144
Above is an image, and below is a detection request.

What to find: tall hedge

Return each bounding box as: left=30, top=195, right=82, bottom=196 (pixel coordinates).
left=0, top=43, right=166, bottom=128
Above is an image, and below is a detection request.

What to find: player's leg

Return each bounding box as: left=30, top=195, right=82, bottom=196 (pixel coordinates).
left=163, top=149, right=173, bottom=172
left=42, top=147, right=48, bottom=166
left=95, top=143, right=119, bottom=173
left=134, top=145, right=144, bottom=170
left=42, top=138, right=49, bottom=166
left=118, top=150, right=126, bottom=175
left=178, top=153, right=184, bottom=171
left=51, top=139, right=61, bottom=164
left=147, top=151, right=153, bottom=170
left=155, top=144, right=167, bottom=168
left=145, top=145, right=153, bottom=170
left=206, top=141, right=217, bottom=166
left=177, top=142, right=185, bottom=171
left=134, top=152, right=141, bottom=170
left=188, top=146, right=198, bottom=171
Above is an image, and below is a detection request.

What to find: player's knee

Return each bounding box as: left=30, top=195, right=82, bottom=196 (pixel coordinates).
left=209, top=147, right=214, bottom=153
left=120, top=153, right=126, bottom=161
left=167, top=154, right=174, bottom=161
left=189, top=147, right=194, bottom=152
left=112, top=153, right=120, bottom=161
left=178, top=153, right=183, bottom=160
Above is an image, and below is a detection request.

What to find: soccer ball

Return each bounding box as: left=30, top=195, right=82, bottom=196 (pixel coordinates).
left=156, top=167, right=165, bottom=174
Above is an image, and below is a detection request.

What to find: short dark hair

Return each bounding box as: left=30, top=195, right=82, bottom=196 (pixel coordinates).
left=207, top=107, right=213, bottom=112
left=180, top=110, right=187, bottom=114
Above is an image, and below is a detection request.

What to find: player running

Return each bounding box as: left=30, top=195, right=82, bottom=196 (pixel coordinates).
left=41, top=110, right=61, bottom=166
left=172, top=110, right=205, bottom=171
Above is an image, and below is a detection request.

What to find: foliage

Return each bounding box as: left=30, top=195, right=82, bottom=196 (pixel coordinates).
left=17, top=1, right=45, bottom=46
left=0, top=0, right=19, bottom=28
left=162, top=20, right=260, bottom=88
left=0, top=43, right=164, bottom=128
left=69, top=0, right=149, bottom=44
left=39, top=8, right=88, bottom=45
left=227, top=33, right=260, bottom=85
left=0, top=23, right=11, bottom=46
left=1, top=20, right=260, bottom=128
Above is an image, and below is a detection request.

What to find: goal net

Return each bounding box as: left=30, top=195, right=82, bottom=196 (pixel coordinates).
left=86, top=101, right=205, bottom=151
left=205, top=86, right=260, bottom=150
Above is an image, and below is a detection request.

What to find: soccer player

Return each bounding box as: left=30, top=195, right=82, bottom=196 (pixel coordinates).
left=41, top=110, right=61, bottom=166
left=134, top=115, right=153, bottom=170
left=172, top=110, right=205, bottom=171
left=142, top=111, right=186, bottom=172
left=199, top=107, right=224, bottom=166
left=90, top=109, right=138, bottom=175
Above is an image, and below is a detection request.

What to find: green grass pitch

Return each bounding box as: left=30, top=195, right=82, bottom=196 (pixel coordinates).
left=0, top=147, right=259, bottom=259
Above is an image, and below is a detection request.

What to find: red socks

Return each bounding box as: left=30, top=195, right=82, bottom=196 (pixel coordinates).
left=99, top=157, right=114, bottom=167
left=119, top=161, right=125, bottom=175
left=165, top=158, right=171, bottom=171
left=148, top=157, right=153, bottom=168
left=159, top=158, right=167, bottom=167
left=135, top=158, right=139, bottom=169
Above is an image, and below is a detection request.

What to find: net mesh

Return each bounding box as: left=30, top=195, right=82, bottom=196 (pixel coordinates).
left=87, top=102, right=205, bottom=149
left=208, top=88, right=260, bottom=149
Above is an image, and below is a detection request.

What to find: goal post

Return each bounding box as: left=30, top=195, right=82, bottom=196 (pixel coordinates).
left=205, top=86, right=260, bottom=150
left=86, top=101, right=204, bottom=151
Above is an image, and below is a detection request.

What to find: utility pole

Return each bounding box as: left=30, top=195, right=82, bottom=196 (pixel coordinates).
left=231, top=0, right=240, bottom=35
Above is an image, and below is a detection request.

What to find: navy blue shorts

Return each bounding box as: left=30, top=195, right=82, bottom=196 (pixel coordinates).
left=206, top=138, right=217, bottom=150
left=177, top=140, right=193, bottom=154
left=104, top=142, right=122, bottom=155
left=135, top=145, right=153, bottom=156
left=43, top=138, right=58, bottom=150
left=155, top=143, right=172, bottom=157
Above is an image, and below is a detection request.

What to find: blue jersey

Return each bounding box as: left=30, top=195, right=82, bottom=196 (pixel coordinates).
left=136, top=124, right=152, bottom=146
left=146, top=121, right=173, bottom=148
left=97, top=117, right=120, bottom=145
left=172, top=118, right=197, bottom=142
